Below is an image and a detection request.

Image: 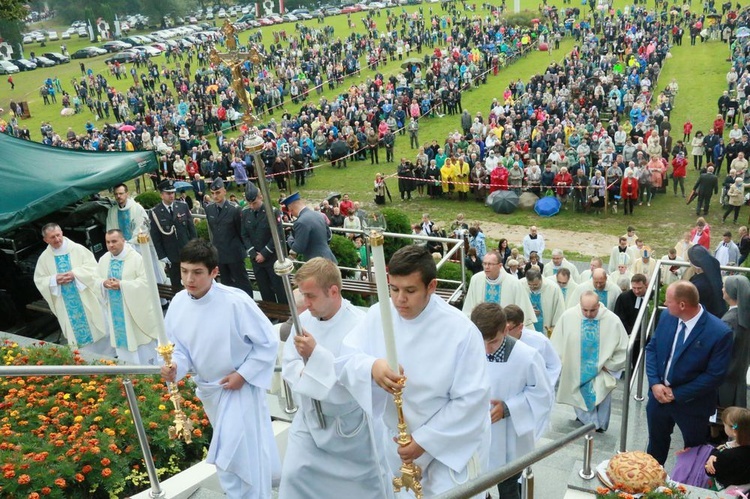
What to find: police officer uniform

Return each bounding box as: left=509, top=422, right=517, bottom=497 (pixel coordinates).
left=240, top=183, right=288, bottom=304
left=205, top=178, right=253, bottom=295
left=150, top=179, right=197, bottom=292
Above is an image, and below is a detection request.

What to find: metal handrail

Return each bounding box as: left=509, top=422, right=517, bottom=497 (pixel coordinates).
left=0, top=365, right=163, bottom=376
left=434, top=424, right=596, bottom=499
left=619, top=258, right=750, bottom=452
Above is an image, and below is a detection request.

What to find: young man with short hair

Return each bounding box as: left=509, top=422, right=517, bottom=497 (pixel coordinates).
left=470, top=302, right=554, bottom=499
left=161, top=240, right=280, bottom=498
left=339, top=245, right=490, bottom=497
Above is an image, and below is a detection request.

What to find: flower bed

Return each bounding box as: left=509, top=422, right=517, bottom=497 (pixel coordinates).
left=596, top=484, right=689, bottom=499
left=0, top=340, right=211, bottom=499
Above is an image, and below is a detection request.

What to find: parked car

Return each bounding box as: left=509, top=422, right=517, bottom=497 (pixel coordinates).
left=22, top=35, right=34, bottom=44
left=0, top=60, right=20, bottom=74
left=132, top=45, right=162, bottom=56
left=282, top=14, right=298, bottom=22
left=61, top=31, right=71, bottom=40
left=48, top=31, right=59, bottom=40
left=258, top=17, right=274, bottom=25
left=10, top=58, right=37, bottom=71
left=42, top=52, right=71, bottom=64
left=102, top=40, right=133, bottom=52
left=31, top=56, right=56, bottom=67
left=71, top=47, right=107, bottom=59
left=237, top=13, right=255, bottom=22
left=104, top=51, right=139, bottom=64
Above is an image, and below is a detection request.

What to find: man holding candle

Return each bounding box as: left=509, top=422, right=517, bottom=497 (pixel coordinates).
left=96, top=229, right=160, bottom=365
left=339, top=245, right=491, bottom=497
left=161, top=239, right=280, bottom=498
left=279, top=258, right=393, bottom=499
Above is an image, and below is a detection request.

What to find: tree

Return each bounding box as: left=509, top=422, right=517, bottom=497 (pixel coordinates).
left=0, top=0, right=27, bottom=22
left=0, top=0, right=27, bottom=50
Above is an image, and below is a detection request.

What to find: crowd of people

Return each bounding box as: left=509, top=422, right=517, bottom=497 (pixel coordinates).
left=15, top=1, right=750, bottom=498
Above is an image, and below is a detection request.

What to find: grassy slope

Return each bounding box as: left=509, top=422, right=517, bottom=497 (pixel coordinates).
left=3, top=0, right=747, bottom=255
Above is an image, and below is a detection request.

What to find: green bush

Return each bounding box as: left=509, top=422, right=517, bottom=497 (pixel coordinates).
left=195, top=219, right=210, bottom=241
left=437, top=261, right=464, bottom=290
left=382, top=207, right=411, bottom=262
left=329, top=235, right=359, bottom=278
left=134, top=191, right=161, bottom=209
left=503, top=10, right=542, bottom=28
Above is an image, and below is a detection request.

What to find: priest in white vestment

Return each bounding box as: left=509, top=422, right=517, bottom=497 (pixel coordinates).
left=578, top=257, right=604, bottom=282
left=660, top=248, right=685, bottom=286
left=542, top=249, right=581, bottom=283
left=106, top=183, right=166, bottom=283
left=338, top=245, right=490, bottom=498
left=162, top=240, right=280, bottom=498
left=609, top=258, right=634, bottom=292
left=630, top=248, right=657, bottom=281
left=462, top=251, right=536, bottom=328
left=280, top=258, right=393, bottom=499
left=520, top=269, right=565, bottom=336
left=608, top=237, right=632, bottom=273
left=470, top=303, right=554, bottom=497
left=34, top=224, right=112, bottom=355
left=568, top=269, right=621, bottom=311
left=504, top=305, right=562, bottom=390
left=551, top=292, right=628, bottom=432
left=547, top=268, right=579, bottom=309
left=97, top=230, right=160, bottom=365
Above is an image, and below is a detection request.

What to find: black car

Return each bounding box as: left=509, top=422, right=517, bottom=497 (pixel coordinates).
left=10, top=58, right=37, bottom=71
left=71, top=48, right=99, bottom=59
left=42, top=52, right=71, bottom=63
left=104, top=51, right=138, bottom=64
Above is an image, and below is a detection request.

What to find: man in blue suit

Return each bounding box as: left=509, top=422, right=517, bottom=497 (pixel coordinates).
left=282, top=192, right=338, bottom=264
left=645, top=281, right=733, bottom=465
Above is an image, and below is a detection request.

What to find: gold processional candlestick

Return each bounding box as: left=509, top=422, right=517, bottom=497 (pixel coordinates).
left=369, top=230, right=423, bottom=499
left=136, top=231, right=194, bottom=444
left=156, top=343, right=194, bottom=444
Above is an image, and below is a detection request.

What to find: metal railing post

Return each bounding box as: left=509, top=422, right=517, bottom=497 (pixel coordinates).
left=520, top=467, right=534, bottom=499
left=579, top=433, right=595, bottom=480
left=635, top=311, right=648, bottom=402
left=459, top=242, right=467, bottom=291
left=122, top=379, right=166, bottom=499
left=282, top=379, right=298, bottom=414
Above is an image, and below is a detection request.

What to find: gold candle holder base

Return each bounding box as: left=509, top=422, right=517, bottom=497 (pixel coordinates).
left=157, top=343, right=194, bottom=444
left=392, top=378, right=423, bottom=498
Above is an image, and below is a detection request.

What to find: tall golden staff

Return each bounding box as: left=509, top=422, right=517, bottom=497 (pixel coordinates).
left=211, top=26, right=327, bottom=429
left=368, top=222, right=423, bottom=498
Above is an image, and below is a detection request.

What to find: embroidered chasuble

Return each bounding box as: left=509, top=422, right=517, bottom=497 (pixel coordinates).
left=529, top=292, right=544, bottom=333
left=55, top=254, right=94, bottom=346
left=579, top=318, right=600, bottom=411
left=107, top=259, right=128, bottom=349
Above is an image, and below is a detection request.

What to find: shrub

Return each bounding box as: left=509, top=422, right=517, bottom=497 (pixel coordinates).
left=381, top=207, right=411, bottom=262
left=134, top=191, right=161, bottom=210
left=502, top=10, right=541, bottom=28
left=329, top=235, right=359, bottom=278
left=195, top=219, right=210, bottom=241
left=437, top=261, right=464, bottom=290
left=0, top=340, right=211, bottom=499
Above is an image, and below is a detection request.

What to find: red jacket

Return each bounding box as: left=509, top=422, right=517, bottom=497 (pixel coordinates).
left=620, top=177, right=639, bottom=200
left=671, top=156, right=687, bottom=178
left=689, top=225, right=711, bottom=249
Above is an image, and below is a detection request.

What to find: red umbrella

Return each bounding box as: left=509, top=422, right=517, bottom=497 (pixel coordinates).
left=118, top=124, right=135, bottom=132
left=531, top=18, right=540, bottom=23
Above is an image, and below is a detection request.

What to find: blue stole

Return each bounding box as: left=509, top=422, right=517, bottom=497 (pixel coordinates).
left=594, top=289, right=608, bottom=307
left=107, top=259, right=128, bottom=349
left=54, top=254, right=94, bottom=346
left=484, top=281, right=501, bottom=303
left=552, top=267, right=560, bottom=275
left=561, top=287, right=568, bottom=300
left=117, top=208, right=133, bottom=240
left=579, top=318, right=600, bottom=411
left=529, top=291, right=544, bottom=333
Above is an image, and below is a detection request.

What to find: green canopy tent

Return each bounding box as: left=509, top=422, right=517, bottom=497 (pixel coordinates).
left=0, top=133, right=158, bottom=234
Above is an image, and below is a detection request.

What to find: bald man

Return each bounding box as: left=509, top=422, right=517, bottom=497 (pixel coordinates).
left=568, top=268, right=621, bottom=311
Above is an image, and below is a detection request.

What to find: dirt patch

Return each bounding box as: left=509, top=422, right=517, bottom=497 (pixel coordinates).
left=444, top=220, right=618, bottom=258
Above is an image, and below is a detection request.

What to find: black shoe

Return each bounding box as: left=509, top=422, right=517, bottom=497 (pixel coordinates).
left=596, top=428, right=606, bottom=433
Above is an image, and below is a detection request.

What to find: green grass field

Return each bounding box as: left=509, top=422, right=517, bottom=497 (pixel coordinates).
left=4, top=0, right=749, bottom=256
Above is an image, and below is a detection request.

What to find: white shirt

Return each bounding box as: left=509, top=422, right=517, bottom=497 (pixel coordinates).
left=664, top=306, right=703, bottom=385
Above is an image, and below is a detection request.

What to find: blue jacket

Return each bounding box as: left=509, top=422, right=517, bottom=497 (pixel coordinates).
left=646, top=309, right=733, bottom=415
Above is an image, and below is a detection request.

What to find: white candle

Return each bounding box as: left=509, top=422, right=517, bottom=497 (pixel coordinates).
left=137, top=232, right=169, bottom=346
left=370, top=242, right=398, bottom=372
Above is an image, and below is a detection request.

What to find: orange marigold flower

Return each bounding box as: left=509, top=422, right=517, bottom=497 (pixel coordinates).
left=54, top=478, right=66, bottom=488
left=40, top=487, right=51, bottom=496
left=148, top=422, right=158, bottom=430
left=101, top=468, right=112, bottom=478
left=81, top=465, right=93, bottom=474
left=193, top=429, right=202, bottom=438
left=28, top=493, right=40, bottom=499
left=4, top=470, right=15, bottom=479
left=101, top=458, right=111, bottom=466
left=74, top=473, right=85, bottom=482
left=17, top=474, right=30, bottom=485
